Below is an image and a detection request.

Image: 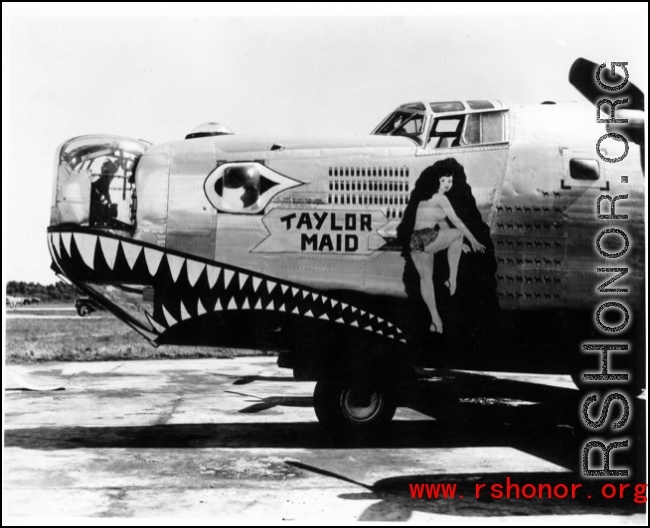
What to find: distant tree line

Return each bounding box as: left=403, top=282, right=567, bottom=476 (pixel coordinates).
left=6, top=281, right=77, bottom=303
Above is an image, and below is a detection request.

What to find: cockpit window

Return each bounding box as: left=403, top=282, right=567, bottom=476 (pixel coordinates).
left=433, top=118, right=462, bottom=134
left=373, top=111, right=427, bottom=145
left=466, top=100, right=495, bottom=110
left=427, top=116, right=464, bottom=148
left=460, top=112, right=506, bottom=145
left=400, top=102, right=426, bottom=111
left=375, top=111, right=425, bottom=136
left=462, top=114, right=481, bottom=145
left=428, top=111, right=507, bottom=149
left=429, top=101, right=465, bottom=113
left=481, top=112, right=506, bottom=143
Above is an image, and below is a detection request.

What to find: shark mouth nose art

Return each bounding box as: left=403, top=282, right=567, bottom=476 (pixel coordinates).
left=47, top=229, right=405, bottom=344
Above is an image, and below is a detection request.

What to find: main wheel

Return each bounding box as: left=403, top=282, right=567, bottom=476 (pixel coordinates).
left=313, top=380, right=396, bottom=431
left=77, top=304, right=91, bottom=317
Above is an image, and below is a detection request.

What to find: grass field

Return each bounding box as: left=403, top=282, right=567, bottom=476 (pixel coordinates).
left=5, top=316, right=272, bottom=365
left=6, top=309, right=77, bottom=317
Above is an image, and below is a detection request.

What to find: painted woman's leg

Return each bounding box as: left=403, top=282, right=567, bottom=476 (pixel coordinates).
left=411, top=251, right=443, bottom=333
left=446, top=229, right=464, bottom=295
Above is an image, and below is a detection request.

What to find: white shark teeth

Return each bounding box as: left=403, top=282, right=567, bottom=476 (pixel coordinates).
left=74, top=233, right=97, bottom=269
left=180, top=301, right=191, bottom=321
left=57, top=233, right=405, bottom=339
left=223, top=269, right=234, bottom=289
left=206, top=266, right=221, bottom=288
left=163, top=305, right=177, bottom=327
left=252, top=277, right=262, bottom=292
left=167, top=254, right=185, bottom=282
left=186, top=260, right=205, bottom=287
left=121, top=242, right=142, bottom=269
left=61, top=232, right=72, bottom=256
left=99, top=237, right=119, bottom=270
left=50, top=232, right=61, bottom=258
left=144, top=248, right=164, bottom=276
left=145, top=312, right=166, bottom=334
left=133, top=325, right=159, bottom=342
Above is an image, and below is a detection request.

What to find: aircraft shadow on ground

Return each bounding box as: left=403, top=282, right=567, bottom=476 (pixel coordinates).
left=5, top=372, right=646, bottom=503
left=339, top=470, right=645, bottom=519
left=284, top=461, right=646, bottom=519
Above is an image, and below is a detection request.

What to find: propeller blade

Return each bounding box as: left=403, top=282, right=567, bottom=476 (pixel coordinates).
left=569, top=58, right=644, bottom=111
left=570, top=58, right=645, bottom=175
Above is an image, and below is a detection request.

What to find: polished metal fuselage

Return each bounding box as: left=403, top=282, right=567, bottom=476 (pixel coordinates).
left=132, top=102, right=644, bottom=310
left=47, top=101, right=645, bottom=374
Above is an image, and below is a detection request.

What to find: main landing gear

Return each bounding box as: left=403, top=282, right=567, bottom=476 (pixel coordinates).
left=312, top=380, right=397, bottom=431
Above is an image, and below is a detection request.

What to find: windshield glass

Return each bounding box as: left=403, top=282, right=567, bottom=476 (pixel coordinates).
left=374, top=111, right=426, bottom=141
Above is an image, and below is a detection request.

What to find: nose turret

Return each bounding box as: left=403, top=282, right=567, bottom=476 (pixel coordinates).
left=50, top=135, right=150, bottom=230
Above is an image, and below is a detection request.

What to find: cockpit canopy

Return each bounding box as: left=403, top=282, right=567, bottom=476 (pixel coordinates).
left=371, top=100, right=508, bottom=148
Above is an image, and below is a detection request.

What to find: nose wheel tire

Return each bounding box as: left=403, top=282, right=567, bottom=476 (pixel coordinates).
left=313, top=380, right=396, bottom=431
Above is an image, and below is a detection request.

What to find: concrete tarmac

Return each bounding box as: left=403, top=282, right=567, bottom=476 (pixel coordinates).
left=3, top=358, right=646, bottom=523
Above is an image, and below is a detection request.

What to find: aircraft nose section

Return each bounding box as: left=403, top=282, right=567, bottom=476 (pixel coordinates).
left=49, top=135, right=149, bottom=230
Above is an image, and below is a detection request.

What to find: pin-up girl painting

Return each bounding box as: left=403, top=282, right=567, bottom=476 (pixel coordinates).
left=397, top=158, right=496, bottom=336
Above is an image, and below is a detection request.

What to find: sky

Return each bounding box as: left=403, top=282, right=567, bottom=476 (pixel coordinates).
left=2, top=4, right=648, bottom=286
